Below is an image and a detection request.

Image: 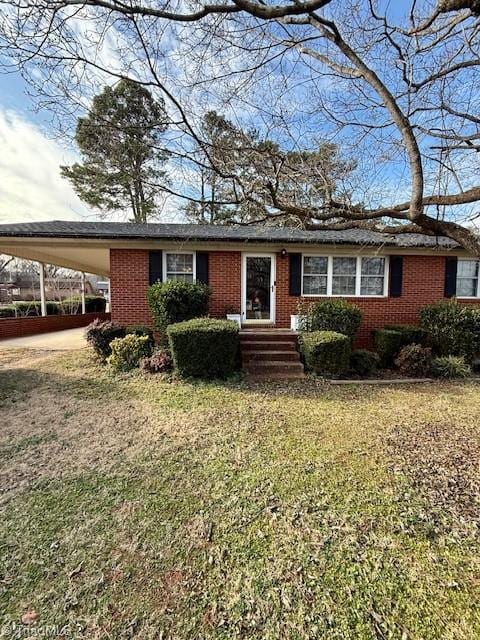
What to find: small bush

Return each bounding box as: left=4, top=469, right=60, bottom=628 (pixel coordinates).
left=126, top=325, right=155, bottom=350
left=300, top=331, right=351, bottom=377
left=394, top=344, right=433, bottom=377
left=147, top=280, right=210, bottom=334
left=61, top=295, right=107, bottom=314
left=12, top=301, right=60, bottom=316
left=85, top=319, right=126, bottom=361
left=373, top=328, right=404, bottom=367
left=107, top=334, right=152, bottom=372
left=384, top=324, right=428, bottom=346
left=167, top=318, right=239, bottom=379
left=302, top=299, right=362, bottom=339
left=419, top=300, right=480, bottom=360
left=0, top=305, right=15, bottom=318
left=431, top=355, right=471, bottom=379
left=140, top=349, right=173, bottom=374
left=350, top=349, right=380, bottom=376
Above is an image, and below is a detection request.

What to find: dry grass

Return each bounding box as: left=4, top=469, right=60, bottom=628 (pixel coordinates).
left=1, top=347, right=480, bottom=638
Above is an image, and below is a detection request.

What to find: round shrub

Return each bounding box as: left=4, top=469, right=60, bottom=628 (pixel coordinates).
left=431, top=355, right=471, bottom=379
left=419, top=300, right=480, bottom=360
left=167, top=318, right=239, bottom=379
left=107, top=334, right=152, bottom=372
left=373, top=328, right=404, bottom=367
left=303, top=299, right=362, bottom=339
left=300, top=331, right=351, bottom=377
left=350, top=349, right=380, bottom=376
left=394, top=344, right=432, bottom=377
left=86, top=319, right=126, bottom=361
left=141, top=349, right=173, bottom=374
left=147, top=280, right=210, bottom=334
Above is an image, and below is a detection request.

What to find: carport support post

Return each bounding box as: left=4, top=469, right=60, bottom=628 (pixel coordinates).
left=81, top=271, right=86, bottom=314
left=39, top=262, right=47, bottom=317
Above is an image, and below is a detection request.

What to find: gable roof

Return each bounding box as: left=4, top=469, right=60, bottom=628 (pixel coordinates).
left=0, top=220, right=459, bottom=248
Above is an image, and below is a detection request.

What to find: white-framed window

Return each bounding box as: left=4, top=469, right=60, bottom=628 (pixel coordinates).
left=164, top=252, right=196, bottom=282
left=302, top=255, right=388, bottom=297
left=456, top=259, right=480, bottom=298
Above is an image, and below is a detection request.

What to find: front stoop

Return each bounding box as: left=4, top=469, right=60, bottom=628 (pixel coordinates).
left=240, top=330, right=305, bottom=381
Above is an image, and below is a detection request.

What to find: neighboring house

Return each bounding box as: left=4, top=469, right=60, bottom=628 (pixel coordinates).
left=0, top=220, right=479, bottom=346
left=0, top=276, right=94, bottom=303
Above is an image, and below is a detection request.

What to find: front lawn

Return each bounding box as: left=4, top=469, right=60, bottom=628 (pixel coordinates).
left=1, top=348, right=480, bottom=639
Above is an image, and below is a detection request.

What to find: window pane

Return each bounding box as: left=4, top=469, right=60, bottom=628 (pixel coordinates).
left=167, top=273, right=194, bottom=283
left=303, top=256, right=328, bottom=275
left=333, top=257, right=356, bottom=275
left=332, top=275, right=356, bottom=295
left=360, top=276, right=384, bottom=295
left=457, top=278, right=478, bottom=297
left=303, top=275, right=327, bottom=295
left=361, top=257, right=385, bottom=276
left=166, top=253, right=193, bottom=273
left=457, top=260, right=479, bottom=278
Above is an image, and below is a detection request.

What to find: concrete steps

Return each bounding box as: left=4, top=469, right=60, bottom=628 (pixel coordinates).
left=240, top=330, right=305, bottom=381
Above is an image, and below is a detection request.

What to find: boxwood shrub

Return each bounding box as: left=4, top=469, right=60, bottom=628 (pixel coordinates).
left=167, top=318, right=239, bottom=379
left=384, top=324, right=428, bottom=346
left=373, top=328, right=404, bottom=367
left=419, top=300, right=480, bottom=360
left=61, top=295, right=107, bottom=313
left=302, top=299, right=362, bottom=339
left=147, top=280, right=210, bottom=334
left=350, top=349, right=380, bottom=376
left=300, top=330, right=351, bottom=377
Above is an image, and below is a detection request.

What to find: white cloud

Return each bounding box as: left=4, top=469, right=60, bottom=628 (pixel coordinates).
left=0, top=109, right=95, bottom=223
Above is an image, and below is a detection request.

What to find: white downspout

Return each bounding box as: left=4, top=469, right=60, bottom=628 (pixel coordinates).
left=81, top=271, right=86, bottom=314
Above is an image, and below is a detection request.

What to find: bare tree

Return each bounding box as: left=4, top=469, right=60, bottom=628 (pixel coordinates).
left=0, top=1, right=479, bottom=251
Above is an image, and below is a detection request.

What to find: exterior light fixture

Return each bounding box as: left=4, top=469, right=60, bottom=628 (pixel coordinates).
left=280, top=248, right=288, bottom=258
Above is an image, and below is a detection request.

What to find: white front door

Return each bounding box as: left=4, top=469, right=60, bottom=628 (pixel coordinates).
left=241, top=253, right=276, bottom=324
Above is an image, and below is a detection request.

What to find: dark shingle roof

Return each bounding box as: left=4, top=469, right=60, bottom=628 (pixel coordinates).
left=0, top=220, right=459, bottom=248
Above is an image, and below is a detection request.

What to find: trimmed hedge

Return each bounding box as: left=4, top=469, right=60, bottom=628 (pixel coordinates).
left=147, top=280, right=210, bottom=334
left=350, top=349, right=379, bottom=376
left=107, top=334, right=152, bottom=372
left=86, top=319, right=126, bottom=361
left=419, top=300, right=480, bottom=360
left=384, top=324, right=428, bottom=346
left=302, top=299, right=362, bottom=339
left=167, top=318, right=239, bottom=379
left=300, top=330, right=351, bottom=377
left=61, top=295, right=107, bottom=313
left=373, top=328, right=404, bottom=367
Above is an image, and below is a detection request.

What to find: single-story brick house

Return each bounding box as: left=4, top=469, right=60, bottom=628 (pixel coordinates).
left=0, top=220, right=479, bottom=346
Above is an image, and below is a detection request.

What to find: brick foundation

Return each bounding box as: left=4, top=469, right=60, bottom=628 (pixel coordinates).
left=109, top=249, right=480, bottom=348
left=0, top=312, right=110, bottom=340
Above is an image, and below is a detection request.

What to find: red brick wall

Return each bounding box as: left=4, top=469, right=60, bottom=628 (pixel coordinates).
left=0, top=312, right=110, bottom=340
left=110, top=249, right=152, bottom=326
left=109, top=249, right=480, bottom=348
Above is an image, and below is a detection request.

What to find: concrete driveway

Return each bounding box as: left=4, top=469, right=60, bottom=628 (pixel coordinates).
left=0, top=327, right=87, bottom=350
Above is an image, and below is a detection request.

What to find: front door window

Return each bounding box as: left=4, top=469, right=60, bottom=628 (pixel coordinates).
left=245, top=256, right=272, bottom=321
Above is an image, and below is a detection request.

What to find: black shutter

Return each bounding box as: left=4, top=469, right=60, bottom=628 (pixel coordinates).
left=196, top=252, right=209, bottom=284
left=444, top=256, right=458, bottom=298
left=149, top=250, right=163, bottom=285
left=389, top=256, right=403, bottom=297
left=289, top=253, right=302, bottom=296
